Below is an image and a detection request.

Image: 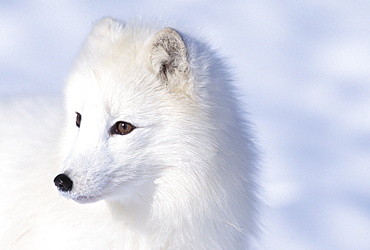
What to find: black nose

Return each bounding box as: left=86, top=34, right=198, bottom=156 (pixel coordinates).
left=54, top=174, right=73, bottom=192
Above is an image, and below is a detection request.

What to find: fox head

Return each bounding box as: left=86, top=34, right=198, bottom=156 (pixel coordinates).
left=54, top=18, right=205, bottom=204
left=54, top=18, right=256, bottom=223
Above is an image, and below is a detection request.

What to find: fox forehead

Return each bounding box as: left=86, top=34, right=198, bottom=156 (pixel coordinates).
left=65, top=28, right=164, bottom=112
left=78, top=20, right=155, bottom=75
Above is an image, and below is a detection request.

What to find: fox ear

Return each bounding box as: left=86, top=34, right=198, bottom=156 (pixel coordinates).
left=91, top=17, right=124, bottom=37
left=150, top=28, right=190, bottom=86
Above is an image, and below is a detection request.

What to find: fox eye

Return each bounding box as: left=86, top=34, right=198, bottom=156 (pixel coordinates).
left=76, top=112, right=81, bottom=128
left=110, top=121, right=136, bottom=135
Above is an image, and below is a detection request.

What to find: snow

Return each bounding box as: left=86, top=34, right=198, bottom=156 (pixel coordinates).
left=1, top=1, right=370, bottom=249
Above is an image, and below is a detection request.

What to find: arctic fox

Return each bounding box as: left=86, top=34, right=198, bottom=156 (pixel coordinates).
left=0, top=17, right=259, bottom=249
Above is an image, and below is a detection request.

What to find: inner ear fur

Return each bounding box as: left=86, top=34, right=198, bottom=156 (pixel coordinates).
left=150, top=28, right=190, bottom=83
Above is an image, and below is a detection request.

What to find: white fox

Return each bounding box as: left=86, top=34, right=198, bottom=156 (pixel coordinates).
left=0, top=17, right=259, bottom=249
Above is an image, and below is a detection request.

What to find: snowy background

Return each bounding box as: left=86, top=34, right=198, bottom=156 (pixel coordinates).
left=1, top=1, right=370, bottom=249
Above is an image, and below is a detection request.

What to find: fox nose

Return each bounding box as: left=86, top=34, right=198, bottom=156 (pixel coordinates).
left=54, top=174, right=73, bottom=192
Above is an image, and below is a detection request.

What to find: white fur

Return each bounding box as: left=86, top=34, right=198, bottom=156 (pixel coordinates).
left=0, top=17, right=259, bottom=249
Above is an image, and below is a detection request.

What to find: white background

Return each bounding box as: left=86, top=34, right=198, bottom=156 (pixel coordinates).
left=1, top=1, right=370, bottom=249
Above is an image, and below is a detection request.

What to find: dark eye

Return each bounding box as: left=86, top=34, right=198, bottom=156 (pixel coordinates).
left=76, top=112, right=81, bottom=128
left=110, top=121, right=136, bottom=135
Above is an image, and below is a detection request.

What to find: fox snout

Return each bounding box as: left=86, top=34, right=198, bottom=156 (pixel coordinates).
left=54, top=174, right=73, bottom=192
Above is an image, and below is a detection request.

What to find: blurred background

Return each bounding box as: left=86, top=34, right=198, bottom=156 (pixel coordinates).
left=1, top=1, right=370, bottom=249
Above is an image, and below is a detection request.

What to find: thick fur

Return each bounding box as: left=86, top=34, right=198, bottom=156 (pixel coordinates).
left=0, top=17, right=259, bottom=249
